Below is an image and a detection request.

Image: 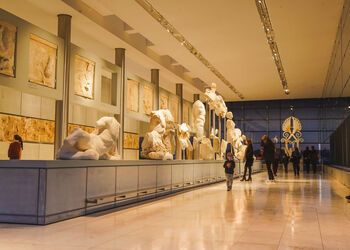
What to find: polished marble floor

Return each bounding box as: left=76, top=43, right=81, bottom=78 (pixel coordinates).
left=1, top=171, right=350, bottom=250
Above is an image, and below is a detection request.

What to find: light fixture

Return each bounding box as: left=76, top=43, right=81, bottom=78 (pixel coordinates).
left=255, top=0, right=289, bottom=93
left=135, top=0, right=244, bottom=99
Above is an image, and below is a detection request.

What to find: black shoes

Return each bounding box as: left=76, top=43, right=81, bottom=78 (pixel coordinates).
left=240, top=177, right=252, bottom=182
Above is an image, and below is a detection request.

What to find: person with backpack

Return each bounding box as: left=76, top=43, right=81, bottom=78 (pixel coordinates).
left=223, top=152, right=235, bottom=191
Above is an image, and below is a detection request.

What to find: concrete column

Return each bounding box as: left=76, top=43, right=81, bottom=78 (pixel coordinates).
left=176, top=83, right=183, bottom=123
left=175, top=84, right=183, bottom=160
left=54, top=14, right=72, bottom=158
left=151, top=69, right=160, bottom=110
left=115, top=48, right=126, bottom=159
left=206, top=103, right=210, bottom=138
left=193, top=94, right=200, bottom=102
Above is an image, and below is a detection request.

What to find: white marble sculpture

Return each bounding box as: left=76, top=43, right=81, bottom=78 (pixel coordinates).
left=57, top=116, right=121, bottom=160
left=226, top=111, right=235, bottom=144
left=220, top=139, right=228, bottom=159
left=235, top=135, right=247, bottom=161
left=204, top=82, right=227, bottom=118
left=141, top=109, right=175, bottom=160
left=192, top=100, right=206, bottom=140
left=200, top=137, right=215, bottom=160
left=177, top=123, right=193, bottom=151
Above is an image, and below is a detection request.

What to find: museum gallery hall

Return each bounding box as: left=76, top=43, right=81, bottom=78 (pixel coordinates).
left=0, top=0, right=350, bottom=249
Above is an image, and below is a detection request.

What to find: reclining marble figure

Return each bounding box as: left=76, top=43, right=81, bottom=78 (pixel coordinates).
left=57, top=116, right=121, bottom=160
left=141, top=109, right=175, bottom=160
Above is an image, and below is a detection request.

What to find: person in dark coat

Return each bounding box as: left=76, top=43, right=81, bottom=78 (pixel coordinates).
left=291, top=147, right=301, bottom=176
left=310, top=146, right=319, bottom=173
left=273, top=147, right=281, bottom=176
left=223, top=152, right=235, bottom=191
left=261, top=135, right=275, bottom=181
left=241, top=138, right=254, bottom=182
left=303, top=147, right=311, bottom=173
left=281, top=148, right=290, bottom=173
left=8, top=134, right=23, bottom=160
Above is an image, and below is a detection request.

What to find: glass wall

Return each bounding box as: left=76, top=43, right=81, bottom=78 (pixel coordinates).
left=322, top=0, right=350, bottom=98
left=226, top=97, right=350, bottom=163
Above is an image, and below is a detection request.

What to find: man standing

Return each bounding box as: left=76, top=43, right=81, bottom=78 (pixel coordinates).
left=303, top=147, right=311, bottom=173
left=310, top=146, right=319, bottom=174
left=261, top=135, right=275, bottom=182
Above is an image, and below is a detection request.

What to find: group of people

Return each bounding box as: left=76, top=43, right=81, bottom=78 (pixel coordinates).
left=223, top=134, right=320, bottom=189
left=260, top=135, right=319, bottom=180
left=223, top=138, right=254, bottom=191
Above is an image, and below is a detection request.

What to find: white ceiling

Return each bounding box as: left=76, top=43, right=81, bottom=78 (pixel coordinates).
left=0, top=0, right=344, bottom=101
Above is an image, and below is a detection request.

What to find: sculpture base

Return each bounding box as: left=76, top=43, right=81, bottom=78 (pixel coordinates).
left=0, top=159, right=262, bottom=225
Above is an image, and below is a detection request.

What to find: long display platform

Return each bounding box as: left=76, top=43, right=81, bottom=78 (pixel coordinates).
left=0, top=160, right=262, bottom=225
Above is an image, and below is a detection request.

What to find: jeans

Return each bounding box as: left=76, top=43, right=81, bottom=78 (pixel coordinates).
left=283, top=162, right=288, bottom=173
left=242, top=163, right=252, bottom=180
left=293, top=162, right=300, bottom=176
left=273, top=159, right=279, bottom=176
left=226, top=173, right=233, bottom=189
left=266, top=161, right=274, bottom=180
left=304, top=159, right=310, bottom=173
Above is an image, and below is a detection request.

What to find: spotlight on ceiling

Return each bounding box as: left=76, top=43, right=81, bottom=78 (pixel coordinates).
left=284, top=88, right=290, bottom=95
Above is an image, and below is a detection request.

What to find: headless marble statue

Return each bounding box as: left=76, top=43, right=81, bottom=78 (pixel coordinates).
left=57, top=116, right=121, bottom=160
left=141, top=109, right=175, bottom=160
left=192, top=100, right=206, bottom=140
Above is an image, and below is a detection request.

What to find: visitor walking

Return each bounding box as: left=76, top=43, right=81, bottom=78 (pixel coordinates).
left=310, top=146, right=319, bottom=173
left=273, top=147, right=281, bottom=176
left=241, top=138, right=254, bottom=182
left=281, top=148, right=290, bottom=173
left=223, top=152, right=235, bottom=191
left=8, top=134, right=23, bottom=160
left=291, top=147, right=301, bottom=177
left=261, top=135, right=275, bottom=182
left=303, top=147, right=311, bottom=173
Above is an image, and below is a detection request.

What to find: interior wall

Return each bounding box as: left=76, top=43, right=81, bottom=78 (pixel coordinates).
left=0, top=9, right=121, bottom=160
left=323, top=0, right=350, bottom=97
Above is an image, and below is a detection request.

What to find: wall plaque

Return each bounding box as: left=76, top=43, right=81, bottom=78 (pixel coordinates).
left=28, top=34, right=57, bottom=88
left=74, top=55, right=95, bottom=99
left=0, top=20, right=16, bottom=77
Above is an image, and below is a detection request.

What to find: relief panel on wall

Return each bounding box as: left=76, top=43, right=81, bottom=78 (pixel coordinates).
left=0, top=20, right=16, bottom=77
left=123, top=132, right=139, bottom=150
left=142, top=84, right=153, bottom=115
left=28, top=34, right=57, bottom=88
left=0, top=113, right=54, bottom=143
left=169, top=96, right=179, bottom=123
left=160, top=93, right=169, bottom=109
left=127, top=79, right=139, bottom=112
left=74, top=55, right=95, bottom=99
left=67, top=123, right=95, bottom=135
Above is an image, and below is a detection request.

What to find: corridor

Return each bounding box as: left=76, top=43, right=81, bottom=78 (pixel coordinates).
left=0, top=172, right=349, bottom=250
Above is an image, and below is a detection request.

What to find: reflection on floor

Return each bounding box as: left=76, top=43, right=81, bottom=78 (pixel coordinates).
left=0, top=171, right=350, bottom=250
